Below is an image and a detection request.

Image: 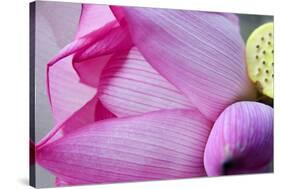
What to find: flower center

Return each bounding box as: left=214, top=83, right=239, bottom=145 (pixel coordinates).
left=246, top=22, right=274, bottom=98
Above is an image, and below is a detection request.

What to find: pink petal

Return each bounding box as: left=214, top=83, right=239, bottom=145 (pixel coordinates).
left=204, top=102, right=273, bottom=176
left=38, top=3, right=116, bottom=147
left=37, top=109, right=212, bottom=184
left=76, top=4, right=116, bottom=38
left=58, top=97, right=97, bottom=135
left=41, top=6, right=120, bottom=143
left=47, top=56, right=96, bottom=126
left=111, top=7, right=240, bottom=28
left=72, top=55, right=111, bottom=87
left=36, top=1, right=96, bottom=128
left=95, top=100, right=116, bottom=121
left=72, top=25, right=133, bottom=88
left=118, top=8, right=257, bottom=121
left=70, top=4, right=134, bottom=88
left=109, top=5, right=125, bottom=23
left=47, top=13, right=123, bottom=124
left=36, top=97, right=116, bottom=149
left=35, top=97, right=97, bottom=150
left=47, top=20, right=117, bottom=67
left=46, top=4, right=120, bottom=90
left=73, top=25, right=132, bottom=63
left=99, top=47, right=195, bottom=117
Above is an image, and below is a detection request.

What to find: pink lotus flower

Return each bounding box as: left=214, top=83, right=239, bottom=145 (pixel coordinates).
left=35, top=4, right=273, bottom=186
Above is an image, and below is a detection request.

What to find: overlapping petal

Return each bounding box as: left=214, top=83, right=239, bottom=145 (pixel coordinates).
left=94, top=100, right=116, bottom=121
left=37, top=109, right=212, bottom=184
left=204, top=102, right=273, bottom=176
left=58, top=4, right=132, bottom=88
left=73, top=25, right=132, bottom=63
left=47, top=56, right=96, bottom=126
left=72, top=56, right=111, bottom=87
left=72, top=25, right=132, bottom=88
left=36, top=96, right=116, bottom=150
left=117, top=7, right=257, bottom=121
left=47, top=4, right=119, bottom=67
left=47, top=20, right=117, bottom=67
left=46, top=5, right=126, bottom=124
left=36, top=1, right=97, bottom=128
left=98, top=47, right=195, bottom=117
left=76, top=4, right=116, bottom=38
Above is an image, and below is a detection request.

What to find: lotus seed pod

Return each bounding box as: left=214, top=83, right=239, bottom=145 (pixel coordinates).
left=204, top=102, right=273, bottom=176
left=246, top=22, right=274, bottom=98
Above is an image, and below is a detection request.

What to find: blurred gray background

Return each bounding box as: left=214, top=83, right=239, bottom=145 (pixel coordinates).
left=33, top=1, right=273, bottom=187
left=34, top=1, right=80, bottom=188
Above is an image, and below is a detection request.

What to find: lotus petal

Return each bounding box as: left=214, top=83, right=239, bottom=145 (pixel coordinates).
left=45, top=11, right=119, bottom=125
left=204, top=101, right=273, bottom=176
left=37, top=109, right=211, bottom=184
left=73, top=25, right=132, bottom=63
left=99, top=47, right=194, bottom=117
left=36, top=2, right=96, bottom=127
left=76, top=4, right=116, bottom=38
left=47, top=20, right=117, bottom=67
left=47, top=56, right=96, bottom=126
left=72, top=24, right=133, bottom=87
left=53, top=4, right=132, bottom=88
left=36, top=97, right=116, bottom=149
left=118, top=7, right=256, bottom=121
left=47, top=8, right=125, bottom=123
left=95, top=100, right=116, bottom=121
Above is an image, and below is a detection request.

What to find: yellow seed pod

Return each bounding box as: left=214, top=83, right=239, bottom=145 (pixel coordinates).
left=246, top=22, right=274, bottom=98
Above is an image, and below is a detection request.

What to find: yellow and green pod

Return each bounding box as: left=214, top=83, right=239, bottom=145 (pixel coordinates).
left=246, top=22, right=274, bottom=98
